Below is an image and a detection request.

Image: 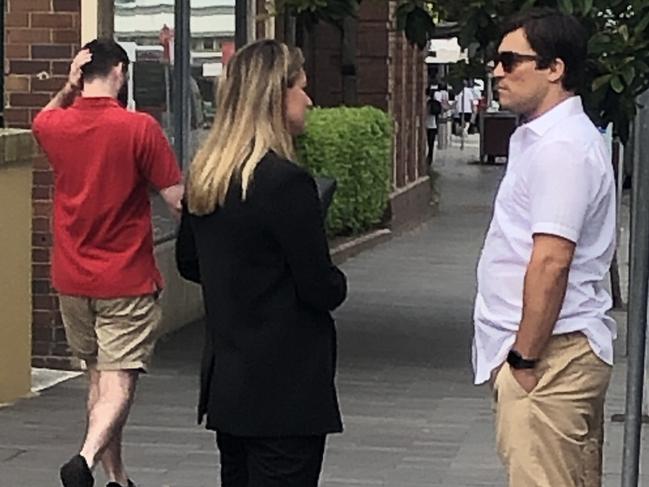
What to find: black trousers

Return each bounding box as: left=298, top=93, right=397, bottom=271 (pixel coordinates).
left=216, top=431, right=326, bottom=487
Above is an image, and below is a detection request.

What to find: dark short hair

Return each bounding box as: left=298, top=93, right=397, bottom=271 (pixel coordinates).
left=501, top=8, right=588, bottom=92
left=81, top=38, right=129, bottom=81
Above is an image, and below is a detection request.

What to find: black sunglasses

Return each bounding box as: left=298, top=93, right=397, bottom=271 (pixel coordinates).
left=493, top=51, right=541, bottom=73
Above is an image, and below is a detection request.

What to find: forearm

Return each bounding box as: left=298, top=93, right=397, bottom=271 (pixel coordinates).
left=160, top=183, right=184, bottom=219
left=513, top=259, right=570, bottom=359
left=42, top=82, right=79, bottom=112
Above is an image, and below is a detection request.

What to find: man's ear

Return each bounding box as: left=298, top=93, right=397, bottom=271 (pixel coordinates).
left=547, top=58, right=566, bottom=85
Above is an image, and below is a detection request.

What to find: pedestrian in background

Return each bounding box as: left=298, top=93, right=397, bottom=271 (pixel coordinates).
left=473, top=9, right=615, bottom=487
left=175, top=39, right=348, bottom=487
left=32, top=39, right=183, bottom=487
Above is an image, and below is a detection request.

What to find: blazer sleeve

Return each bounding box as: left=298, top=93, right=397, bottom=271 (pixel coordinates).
left=175, top=203, right=202, bottom=283
left=265, top=168, right=347, bottom=312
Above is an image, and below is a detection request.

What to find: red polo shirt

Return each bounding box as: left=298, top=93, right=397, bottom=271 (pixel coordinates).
left=32, top=97, right=182, bottom=298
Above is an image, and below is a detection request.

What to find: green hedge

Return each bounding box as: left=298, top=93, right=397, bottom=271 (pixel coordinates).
left=297, top=106, right=393, bottom=236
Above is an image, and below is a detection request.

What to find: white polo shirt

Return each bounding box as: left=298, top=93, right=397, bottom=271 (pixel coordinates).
left=472, top=96, right=616, bottom=385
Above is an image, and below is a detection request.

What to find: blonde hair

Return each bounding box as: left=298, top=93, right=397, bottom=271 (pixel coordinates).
left=187, top=39, right=305, bottom=215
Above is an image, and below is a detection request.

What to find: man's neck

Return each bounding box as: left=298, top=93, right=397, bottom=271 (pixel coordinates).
left=82, top=81, right=116, bottom=99
left=524, top=91, right=575, bottom=122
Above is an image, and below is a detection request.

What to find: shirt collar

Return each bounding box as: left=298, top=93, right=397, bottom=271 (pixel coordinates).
left=523, top=96, right=584, bottom=137
left=72, top=97, right=122, bottom=109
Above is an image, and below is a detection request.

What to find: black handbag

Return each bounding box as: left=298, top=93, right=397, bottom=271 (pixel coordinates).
left=314, top=176, right=337, bottom=216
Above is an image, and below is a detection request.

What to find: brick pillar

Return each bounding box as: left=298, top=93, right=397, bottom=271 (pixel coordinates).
left=5, top=0, right=82, bottom=369
left=405, top=42, right=416, bottom=183
left=32, top=146, right=77, bottom=369
left=5, top=0, right=81, bottom=129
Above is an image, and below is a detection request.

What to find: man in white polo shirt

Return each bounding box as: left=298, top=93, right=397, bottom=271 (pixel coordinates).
left=473, top=8, right=616, bottom=487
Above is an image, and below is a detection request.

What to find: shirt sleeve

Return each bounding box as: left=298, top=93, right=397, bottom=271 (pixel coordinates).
left=137, top=115, right=182, bottom=190
left=32, top=109, right=62, bottom=148
left=264, top=167, right=347, bottom=312
left=528, top=141, right=598, bottom=243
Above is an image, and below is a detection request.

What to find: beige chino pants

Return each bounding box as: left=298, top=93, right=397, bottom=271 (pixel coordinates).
left=492, top=333, right=612, bottom=487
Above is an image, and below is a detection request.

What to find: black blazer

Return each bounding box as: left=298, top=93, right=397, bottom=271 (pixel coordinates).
left=176, top=152, right=347, bottom=437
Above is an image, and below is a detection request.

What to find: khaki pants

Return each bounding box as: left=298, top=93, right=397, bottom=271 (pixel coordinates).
left=493, top=333, right=612, bottom=487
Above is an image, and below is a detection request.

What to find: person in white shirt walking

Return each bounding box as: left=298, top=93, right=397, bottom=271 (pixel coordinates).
left=426, top=84, right=450, bottom=165
left=473, top=9, right=615, bottom=487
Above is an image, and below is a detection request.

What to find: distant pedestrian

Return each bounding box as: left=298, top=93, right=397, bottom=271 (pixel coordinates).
left=32, top=39, right=183, bottom=487
left=426, top=84, right=451, bottom=165
left=473, top=9, right=616, bottom=487
left=175, top=39, right=347, bottom=487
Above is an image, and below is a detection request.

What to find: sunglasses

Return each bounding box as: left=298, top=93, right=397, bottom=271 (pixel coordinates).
left=493, top=51, right=541, bottom=73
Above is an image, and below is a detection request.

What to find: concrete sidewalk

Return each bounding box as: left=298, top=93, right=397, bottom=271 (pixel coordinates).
left=1, top=142, right=648, bottom=486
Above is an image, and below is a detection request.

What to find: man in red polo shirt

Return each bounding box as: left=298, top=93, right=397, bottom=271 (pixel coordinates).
left=32, top=39, right=183, bottom=487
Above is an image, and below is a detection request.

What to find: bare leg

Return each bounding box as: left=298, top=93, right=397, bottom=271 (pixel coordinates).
left=80, top=368, right=138, bottom=485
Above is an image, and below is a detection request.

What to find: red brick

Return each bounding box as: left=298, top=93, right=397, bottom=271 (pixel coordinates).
left=4, top=108, right=30, bottom=124
left=7, top=28, right=51, bottom=44
left=5, top=44, right=30, bottom=58
left=32, top=326, right=54, bottom=342
left=9, top=60, right=50, bottom=75
left=34, top=200, right=53, bottom=216
left=9, top=0, right=52, bottom=12
left=33, top=170, right=54, bottom=185
left=31, top=356, right=47, bottom=368
left=53, top=0, right=80, bottom=12
left=32, top=293, right=54, bottom=310
left=33, top=186, right=52, bottom=200
left=6, top=12, right=30, bottom=28
left=359, top=1, right=389, bottom=21
left=32, top=280, right=52, bottom=294
left=5, top=75, right=30, bottom=91
left=52, top=29, right=79, bottom=44
left=32, top=76, right=67, bottom=92
left=32, top=155, right=50, bottom=171
left=31, top=13, right=74, bottom=28
left=32, top=341, right=52, bottom=356
left=52, top=61, right=71, bottom=75
left=33, top=232, right=53, bottom=247
left=32, top=248, right=51, bottom=263
left=32, top=44, right=73, bottom=59
left=358, top=29, right=389, bottom=57
left=32, top=264, right=52, bottom=279
left=33, top=217, right=51, bottom=233
left=33, top=309, right=57, bottom=326
left=10, top=92, right=52, bottom=107
left=358, top=58, right=388, bottom=94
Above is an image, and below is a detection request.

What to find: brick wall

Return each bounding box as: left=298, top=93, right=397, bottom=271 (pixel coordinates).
left=4, top=0, right=81, bottom=369
left=5, top=0, right=81, bottom=129
left=32, top=141, right=77, bottom=369
left=303, top=2, right=427, bottom=191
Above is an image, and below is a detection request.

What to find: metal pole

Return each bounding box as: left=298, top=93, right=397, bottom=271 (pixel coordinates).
left=235, top=0, right=248, bottom=49
left=174, top=0, right=191, bottom=168
left=621, top=91, right=649, bottom=487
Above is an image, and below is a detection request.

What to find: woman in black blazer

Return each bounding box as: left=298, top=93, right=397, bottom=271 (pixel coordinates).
left=175, top=39, right=347, bottom=486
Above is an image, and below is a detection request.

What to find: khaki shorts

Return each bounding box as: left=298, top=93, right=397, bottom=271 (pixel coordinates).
left=59, top=294, right=162, bottom=372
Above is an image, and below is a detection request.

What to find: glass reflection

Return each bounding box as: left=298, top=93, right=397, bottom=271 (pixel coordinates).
left=113, top=0, right=235, bottom=147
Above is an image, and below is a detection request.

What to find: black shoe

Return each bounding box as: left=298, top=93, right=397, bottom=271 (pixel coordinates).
left=106, top=481, right=135, bottom=487
left=60, top=454, right=94, bottom=487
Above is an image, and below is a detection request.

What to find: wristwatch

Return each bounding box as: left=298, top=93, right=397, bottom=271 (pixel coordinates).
left=507, top=349, right=538, bottom=370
